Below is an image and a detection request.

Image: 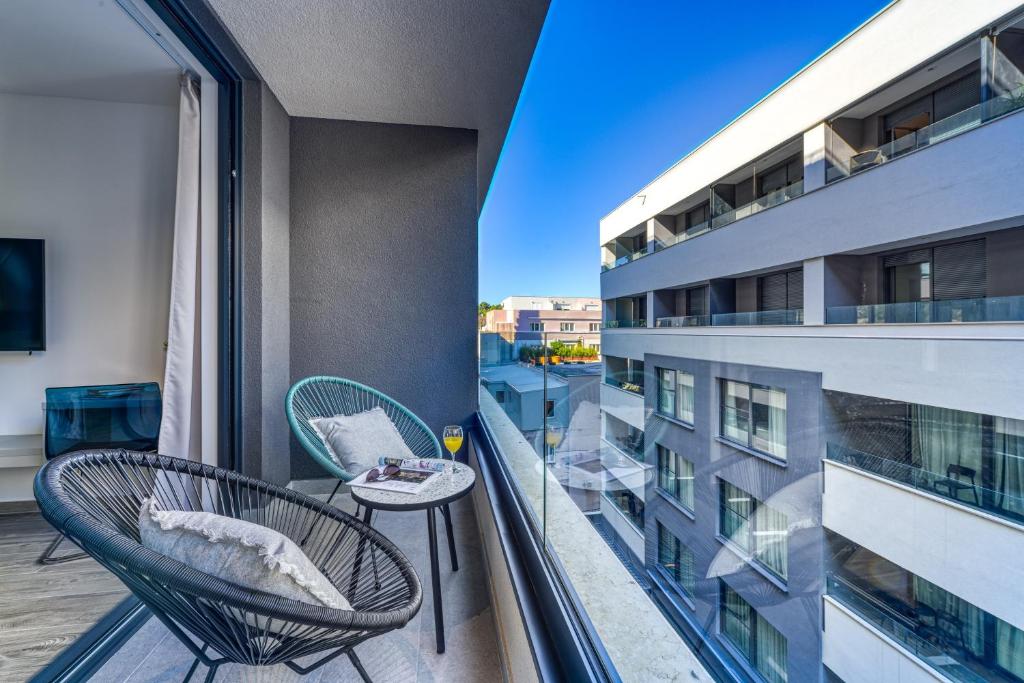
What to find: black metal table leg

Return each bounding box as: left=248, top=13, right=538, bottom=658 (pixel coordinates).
left=427, top=507, right=445, bottom=653
left=440, top=503, right=458, bottom=571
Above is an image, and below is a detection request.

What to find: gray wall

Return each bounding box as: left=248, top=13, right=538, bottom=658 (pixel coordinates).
left=289, top=118, right=478, bottom=479
left=643, top=355, right=825, bottom=683
left=240, top=82, right=291, bottom=485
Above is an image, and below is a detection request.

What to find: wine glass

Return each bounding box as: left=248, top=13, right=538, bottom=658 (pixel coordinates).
left=443, top=425, right=463, bottom=474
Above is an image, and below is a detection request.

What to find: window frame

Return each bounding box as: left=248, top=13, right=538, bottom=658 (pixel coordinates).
left=657, top=445, right=694, bottom=512
left=719, top=379, right=787, bottom=461
left=657, top=522, right=695, bottom=600
left=560, top=322, right=575, bottom=332
left=718, top=580, right=789, bottom=683
left=717, top=479, right=788, bottom=582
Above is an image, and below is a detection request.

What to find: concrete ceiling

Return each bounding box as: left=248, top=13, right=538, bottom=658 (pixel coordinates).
left=205, top=0, right=550, bottom=206
left=0, top=0, right=180, bottom=107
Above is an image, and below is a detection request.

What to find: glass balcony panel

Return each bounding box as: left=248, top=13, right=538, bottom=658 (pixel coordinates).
left=825, top=443, right=1024, bottom=525
left=655, top=314, right=710, bottom=327
left=603, top=319, right=646, bottom=329
left=712, top=308, right=804, bottom=326
left=825, top=295, right=1024, bottom=324
left=828, top=85, right=1024, bottom=184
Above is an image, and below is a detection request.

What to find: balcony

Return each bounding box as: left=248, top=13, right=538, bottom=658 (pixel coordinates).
left=601, top=248, right=649, bottom=272
left=711, top=308, right=803, bottom=326
left=826, top=443, right=1024, bottom=526
left=711, top=179, right=804, bottom=229
left=602, top=318, right=647, bottom=329
left=825, top=575, right=986, bottom=683
left=827, top=85, right=1024, bottom=184
left=655, top=314, right=710, bottom=328
left=826, top=295, right=1024, bottom=325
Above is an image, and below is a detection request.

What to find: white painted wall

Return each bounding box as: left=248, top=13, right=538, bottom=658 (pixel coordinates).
left=823, top=597, right=948, bottom=683
left=600, top=0, right=1023, bottom=243
left=0, top=93, right=177, bottom=438
left=599, top=383, right=645, bottom=430
left=824, top=461, right=1024, bottom=631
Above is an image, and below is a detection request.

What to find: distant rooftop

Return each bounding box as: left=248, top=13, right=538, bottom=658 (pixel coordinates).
left=480, top=364, right=568, bottom=392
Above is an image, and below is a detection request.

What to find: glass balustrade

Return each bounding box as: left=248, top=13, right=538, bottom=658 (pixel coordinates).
left=711, top=308, right=804, bottom=326
left=827, top=85, right=1024, bottom=184
left=656, top=314, right=711, bottom=328
left=825, top=295, right=1024, bottom=324
left=826, top=443, right=1024, bottom=525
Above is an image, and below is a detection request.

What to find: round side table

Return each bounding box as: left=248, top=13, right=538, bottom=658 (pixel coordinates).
left=350, top=459, right=475, bottom=654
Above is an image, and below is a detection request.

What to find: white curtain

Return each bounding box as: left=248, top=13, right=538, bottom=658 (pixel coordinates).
left=159, top=76, right=202, bottom=462
left=911, top=405, right=983, bottom=492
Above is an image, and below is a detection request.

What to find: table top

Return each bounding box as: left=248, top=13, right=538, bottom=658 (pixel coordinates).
left=350, top=459, right=475, bottom=511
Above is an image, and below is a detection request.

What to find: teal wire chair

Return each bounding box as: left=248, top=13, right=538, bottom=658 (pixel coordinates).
left=286, top=376, right=459, bottom=572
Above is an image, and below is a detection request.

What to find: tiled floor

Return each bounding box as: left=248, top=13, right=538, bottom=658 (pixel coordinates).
left=92, top=486, right=500, bottom=682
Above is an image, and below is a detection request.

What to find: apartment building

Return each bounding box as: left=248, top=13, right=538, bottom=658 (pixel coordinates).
left=481, top=295, right=603, bottom=364
left=599, top=2, right=1024, bottom=682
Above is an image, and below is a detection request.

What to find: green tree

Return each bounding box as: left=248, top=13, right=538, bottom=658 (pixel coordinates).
left=478, top=301, right=503, bottom=327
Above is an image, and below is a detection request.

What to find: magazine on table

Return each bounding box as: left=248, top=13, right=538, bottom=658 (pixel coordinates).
left=349, top=458, right=443, bottom=495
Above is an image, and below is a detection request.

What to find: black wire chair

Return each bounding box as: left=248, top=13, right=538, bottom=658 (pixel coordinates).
left=34, top=449, right=422, bottom=683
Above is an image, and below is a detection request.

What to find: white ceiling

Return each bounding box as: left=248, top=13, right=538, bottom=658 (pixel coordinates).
left=0, top=0, right=180, bottom=107
left=205, top=0, right=549, bottom=205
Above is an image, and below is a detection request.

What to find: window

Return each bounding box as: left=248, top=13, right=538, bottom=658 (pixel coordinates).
left=657, top=446, right=694, bottom=511
left=657, top=523, right=695, bottom=599
left=757, top=269, right=802, bottom=312
left=658, top=368, right=676, bottom=416
left=560, top=322, right=575, bottom=332
left=721, top=380, right=787, bottom=460
left=720, top=581, right=788, bottom=683
left=589, top=322, right=600, bottom=332
left=719, top=480, right=788, bottom=581
left=495, top=390, right=506, bottom=403
left=545, top=400, right=555, bottom=417
left=529, top=322, right=544, bottom=331
left=656, top=365, right=695, bottom=424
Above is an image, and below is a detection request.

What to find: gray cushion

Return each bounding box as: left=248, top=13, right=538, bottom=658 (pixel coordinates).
left=310, top=407, right=415, bottom=474
left=138, top=498, right=351, bottom=611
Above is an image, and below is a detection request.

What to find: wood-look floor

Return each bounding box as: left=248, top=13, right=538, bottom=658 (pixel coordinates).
left=0, top=510, right=128, bottom=682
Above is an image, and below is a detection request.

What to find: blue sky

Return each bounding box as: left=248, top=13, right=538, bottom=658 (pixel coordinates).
left=478, top=0, right=888, bottom=304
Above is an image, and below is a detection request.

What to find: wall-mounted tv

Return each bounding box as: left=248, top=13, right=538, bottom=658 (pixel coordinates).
left=0, top=238, right=46, bottom=351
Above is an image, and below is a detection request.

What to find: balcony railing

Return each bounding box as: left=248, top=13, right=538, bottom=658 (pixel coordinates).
left=659, top=221, right=711, bottom=250
left=827, top=85, right=1024, bottom=184
left=825, top=295, right=1024, bottom=324
left=603, top=319, right=647, bottom=329
left=655, top=314, right=710, bottom=328
left=601, top=248, right=650, bottom=272
left=711, top=308, right=803, bottom=326
left=826, top=443, right=1024, bottom=525
left=604, top=376, right=644, bottom=395
left=826, top=574, right=986, bottom=683
left=711, top=179, right=804, bottom=229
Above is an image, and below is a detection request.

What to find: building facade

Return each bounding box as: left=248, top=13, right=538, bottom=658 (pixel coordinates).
left=481, top=295, right=602, bottom=364
left=599, top=2, right=1024, bottom=682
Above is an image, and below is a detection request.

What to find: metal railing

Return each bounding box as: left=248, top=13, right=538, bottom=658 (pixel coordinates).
left=827, top=85, right=1024, bottom=184
left=825, top=295, right=1024, bottom=324
left=826, top=574, right=986, bottom=683
left=826, top=443, right=1024, bottom=526
left=603, top=377, right=644, bottom=395
left=711, top=308, right=803, bottom=326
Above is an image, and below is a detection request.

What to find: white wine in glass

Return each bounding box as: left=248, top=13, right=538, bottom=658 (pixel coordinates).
left=443, top=425, right=463, bottom=473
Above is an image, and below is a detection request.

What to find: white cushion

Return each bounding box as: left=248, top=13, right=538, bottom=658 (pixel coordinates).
left=310, top=407, right=415, bottom=474
left=138, top=498, right=351, bottom=611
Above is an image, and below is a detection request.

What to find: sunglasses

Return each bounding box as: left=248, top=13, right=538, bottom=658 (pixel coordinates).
left=366, top=464, right=400, bottom=482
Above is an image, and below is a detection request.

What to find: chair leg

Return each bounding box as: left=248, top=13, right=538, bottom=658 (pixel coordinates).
left=348, top=650, right=373, bottom=683
left=38, top=532, right=88, bottom=565
left=440, top=504, right=458, bottom=572
left=182, top=643, right=208, bottom=683
left=325, top=479, right=344, bottom=507
left=203, top=664, right=219, bottom=683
